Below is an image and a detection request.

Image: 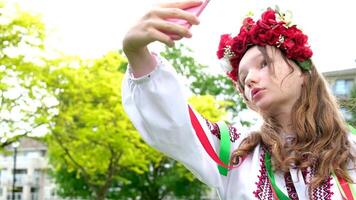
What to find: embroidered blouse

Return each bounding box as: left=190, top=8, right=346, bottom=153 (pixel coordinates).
left=122, top=55, right=356, bottom=200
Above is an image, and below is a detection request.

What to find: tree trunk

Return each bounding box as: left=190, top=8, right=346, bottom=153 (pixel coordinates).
left=96, top=188, right=108, bottom=200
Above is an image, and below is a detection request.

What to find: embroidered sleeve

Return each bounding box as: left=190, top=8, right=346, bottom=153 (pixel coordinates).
left=205, top=119, right=240, bottom=143
left=122, top=54, right=227, bottom=189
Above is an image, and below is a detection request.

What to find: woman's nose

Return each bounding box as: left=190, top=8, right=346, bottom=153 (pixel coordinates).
left=245, top=70, right=259, bottom=88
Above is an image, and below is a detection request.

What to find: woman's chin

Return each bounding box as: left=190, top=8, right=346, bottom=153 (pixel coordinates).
left=254, top=101, right=274, bottom=114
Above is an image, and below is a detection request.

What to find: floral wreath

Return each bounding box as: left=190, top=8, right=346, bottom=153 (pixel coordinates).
left=216, top=7, right=313, bottom=82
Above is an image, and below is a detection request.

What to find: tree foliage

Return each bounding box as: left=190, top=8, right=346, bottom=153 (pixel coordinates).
left=339, top=86, right=356, bottom=127
left=160, top=43, right=247, bottom=117
left=44, top=52, right=156, bottom=200
left=0, top=0, right=51, bottom=148
left=114, top=94, right=228, bottom=200
left=0, top=2, right=234, bottom=198
left=45, top=50, right=228, bottom=199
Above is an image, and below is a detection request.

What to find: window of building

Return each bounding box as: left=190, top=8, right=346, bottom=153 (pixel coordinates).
left=31, top=187, right=39, bottom=200
left=12, top=169, right=27, bottom=185
left=6, top=187, right=22, bottom=200
left=33, top=169, right=41, bottom=186
left=13, top=169, right=27, bottom=174
left=333, top=79, right=354, bottom=97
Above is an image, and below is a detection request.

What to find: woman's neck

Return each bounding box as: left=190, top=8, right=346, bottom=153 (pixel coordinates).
left=273, top=109, right=295, bottom=137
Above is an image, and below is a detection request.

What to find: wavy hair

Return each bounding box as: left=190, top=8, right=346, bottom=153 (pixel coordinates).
left=231, top=46, right=355, bottom=191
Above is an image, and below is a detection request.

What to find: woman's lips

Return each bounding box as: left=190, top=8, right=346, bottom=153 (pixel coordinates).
left=251, top=88, right=264, bottom=101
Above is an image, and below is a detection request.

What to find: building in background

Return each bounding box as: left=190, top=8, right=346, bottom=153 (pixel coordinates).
left=323, top=67, right=356, bottom=120
left=0, top=137, right=58, bottom=200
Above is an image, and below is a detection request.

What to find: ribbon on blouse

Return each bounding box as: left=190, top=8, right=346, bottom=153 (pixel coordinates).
left=189, top=104, right=356, bottom=198
left=188, top=105, right=235, bottom=173
left=265, top=125, right=356, bottom=200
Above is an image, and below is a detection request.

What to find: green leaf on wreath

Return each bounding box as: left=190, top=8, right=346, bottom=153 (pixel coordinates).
left=296, top=59, right=312, bottom=71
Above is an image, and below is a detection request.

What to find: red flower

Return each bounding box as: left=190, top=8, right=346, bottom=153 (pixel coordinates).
left=294, top=33, right=308, bottom=46
left=242, top=17, right=255, bottom=31
left=250, top=25, right=267, bottom=45
left=283, top=38, right=295, bottom=49
left=265, top=30, right=279, bottom=45
left=217, top=34, right=233, bottom=59
left=216, top=8, right=313, bottom=82
left=232, top=32, right=248, bottom=54
left=261, top=9, right=276, bottom=24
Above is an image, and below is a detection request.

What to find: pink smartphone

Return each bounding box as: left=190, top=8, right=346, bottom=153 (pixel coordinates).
left=165, top=0, right=210, bottom=38
left=167, top=0, right=210, bottom=29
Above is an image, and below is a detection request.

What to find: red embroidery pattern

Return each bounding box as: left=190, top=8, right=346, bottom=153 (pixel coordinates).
left=301, top=168, right=309, bottom=184
left=253, top=150, right=273, bottom=200
left=312, top=176, right=334, bottom=200
left=284, top=172, right=299, bottom=200
left=205, top=120, right=240, bottom=142
left=228, top=125, right=240, bottom=142
left=303, top=167, right=334, bottom=200
left=251, top=150, right=334, bottom=200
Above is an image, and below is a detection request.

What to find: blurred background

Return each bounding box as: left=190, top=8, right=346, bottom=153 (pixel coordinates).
left=0, top=0, right=355, bottom=199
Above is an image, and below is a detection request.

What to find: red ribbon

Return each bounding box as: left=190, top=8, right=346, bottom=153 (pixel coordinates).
left=188, top=105, right=236, bottom=169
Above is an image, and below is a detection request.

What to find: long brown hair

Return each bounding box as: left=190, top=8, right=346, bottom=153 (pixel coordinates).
left=231, top=46, right=355, bottom=191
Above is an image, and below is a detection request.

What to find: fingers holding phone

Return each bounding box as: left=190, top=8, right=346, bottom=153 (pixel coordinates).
left=122, top=0, right=209, bottom=77
left=123, top=0, right=208, bottom=54
left=159, top=0, right=209, bottom=38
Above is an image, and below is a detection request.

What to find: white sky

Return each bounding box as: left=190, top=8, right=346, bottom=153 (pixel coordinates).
left=14, top=0, right=356, bottom=72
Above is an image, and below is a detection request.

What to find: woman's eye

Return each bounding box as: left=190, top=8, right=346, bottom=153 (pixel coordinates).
left=239, top=76, right=246, bottom=86
left=261, top=60, right=268, bottom=68
left=239, top=81, right=244, bottom=89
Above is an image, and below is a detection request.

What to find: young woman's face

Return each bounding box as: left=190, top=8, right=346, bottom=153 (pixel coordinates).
left=238, top=46, right=305, bottom=114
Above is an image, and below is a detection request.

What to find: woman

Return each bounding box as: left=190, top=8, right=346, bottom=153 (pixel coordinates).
left=122, top=0, right=356, bottom=199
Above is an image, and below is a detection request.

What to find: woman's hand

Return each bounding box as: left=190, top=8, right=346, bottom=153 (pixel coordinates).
left=122, top=0, right=202, bottom=77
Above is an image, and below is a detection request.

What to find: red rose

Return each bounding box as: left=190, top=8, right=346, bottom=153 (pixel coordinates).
left=261, top=9, right=277, bottom=26
left=250, top=26, right=266, bottom=45
left=217, top=34, right=233, bottom=59
left=231, top=38, right=247, bottom=54
left=265, top=30, right=279, bottom=45
left=285, top=25, right=301, bottom=38
left=283, top=38, right=295, bottom=49
left=217, top=8, right=313, bottom=81
left=216, top=49, right=225, bottom=59
left=242, top=17, right=255, bottom=31
left=294, top=33, right=308, bottom=45
left=228, top=64, right=239, bottom=82
left=302, top=47, right=313, bottom=58
left=257, top=20, right=270, bottom=30
left=232, top=31, right=248, bottom=54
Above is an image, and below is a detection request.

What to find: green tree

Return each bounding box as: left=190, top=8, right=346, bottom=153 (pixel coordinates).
left=44, top=52, right=151, bottom=200
left=340, top=86, right=356, bottom=127
left=48, top=166, right=92, bottom=198
left=46, top=51, right=228, bottom=199
left=0, top=0, right=52, bottom=147
left=115, top=159, right=208, bottom=200
left=113, top=95, right=228, bottom=200
left=160, top=43, right=247, bottom=116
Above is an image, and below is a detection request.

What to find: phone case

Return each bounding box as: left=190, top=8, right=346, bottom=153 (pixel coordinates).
left=167, top=0, right=210, bottom=29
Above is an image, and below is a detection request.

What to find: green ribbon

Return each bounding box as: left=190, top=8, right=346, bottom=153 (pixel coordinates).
left=217, top=123, right=356, bottom=197
left=265, top=152, right=290, bottom=200
left=332, top=171, right=356, bottom=199
left=217, top=121, right=231, bottom=176
left=264, top=124, right=356, bottom=200
left=349, top=124, right=356, bottom=135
